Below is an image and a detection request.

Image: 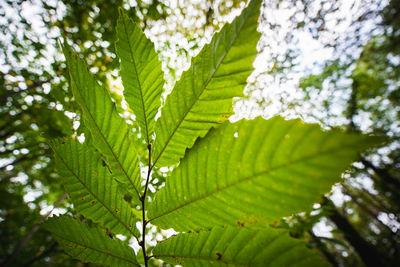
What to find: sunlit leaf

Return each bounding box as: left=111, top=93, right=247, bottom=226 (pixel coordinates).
left=62, top=42, right=142, bottom=200
left=148, top=117, right=381, bottom=231
left=43, top=215, right=139, bottom=266
left=153, top=226, right=328, bottom=266
left=152, top=0, right=262, bottom=167
left=116, top=10, right=164, bottom=143
left=50, top=139, right=139, bottom=238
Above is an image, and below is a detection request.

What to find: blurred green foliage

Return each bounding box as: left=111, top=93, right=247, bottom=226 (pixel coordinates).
left=1, top=0, right=400, bottom=266
left=0, top=1, right=168, bottom=266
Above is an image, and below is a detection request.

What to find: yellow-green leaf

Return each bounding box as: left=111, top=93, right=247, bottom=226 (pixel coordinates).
left=50, top=139, right=139, bottom=238
left=152, top=0, right=262, bottom=167
left=153, top=226, right=328, bottom=266
left=148, top=117, right=382, bottom=231
left=116, top=10, right=164, bottom=144
left=44, top=215, right=139, bottom=267
left=62, top=42, right=141, bottom=200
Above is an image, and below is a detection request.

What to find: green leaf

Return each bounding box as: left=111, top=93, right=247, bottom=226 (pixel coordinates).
left=116, top=10, right=164, bottom=144
left=152, top=0, right=262, bottom=167
left=50, top=139, right=139, bottom=238
left=44, top=215, right=139, bottom=267
left=148, top=117, right=381, bottom=231
left=62, top=41, right=141, bottom=199
left=153, top=226, right=329, bottom=266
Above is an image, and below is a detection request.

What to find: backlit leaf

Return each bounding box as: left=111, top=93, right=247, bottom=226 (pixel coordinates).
left=148, top=117, right=381, bottom=231
left=62, top=42, right=142, bottom=200
left=50, top=139, right=139, bottom=238
left=116, top=10, right=164, bottom=143
left=44, top=215, right=139, bottom=266
left=152, top=0, right=262, bottom=167
left=153, top=226, right=328, bottom=266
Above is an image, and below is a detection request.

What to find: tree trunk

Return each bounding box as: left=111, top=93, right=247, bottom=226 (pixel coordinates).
left=324, top=197, right=385, bottom=267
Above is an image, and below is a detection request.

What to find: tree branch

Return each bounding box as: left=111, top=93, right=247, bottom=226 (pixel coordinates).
left=361, top=157, right=400, bottom=188
left=22, top=242, right=58, bottom=267
left=0, top=77, right=53, bottom=105
left=323, top=197, right=385, bottom=267
left=347, top=79, right=359, bottom=131
left=2, top=193, right=67, bottom=266
left=308, top=229, right=339, bottom=267
left=0, top=156, right=29, bottom=171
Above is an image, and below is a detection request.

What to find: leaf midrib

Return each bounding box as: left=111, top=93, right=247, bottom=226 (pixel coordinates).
left=152, top=2, right=256, bottom=168
left=148, top=145, right=351, bottom=223
left=54, top=233, right=139, bottom=265
left=54, top=146, right=138, bottom=238
left=120, top=15, right=150, bottom=144
left=68, top=58, right=141, bottom=198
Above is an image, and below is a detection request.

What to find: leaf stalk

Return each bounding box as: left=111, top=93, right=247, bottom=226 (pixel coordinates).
left=140, top=143, right=152, bottom=267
